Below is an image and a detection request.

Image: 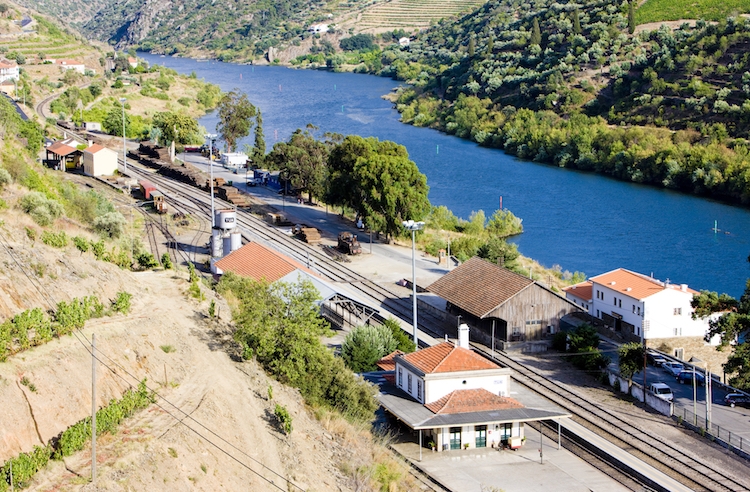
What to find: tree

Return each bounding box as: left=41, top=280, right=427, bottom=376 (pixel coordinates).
left=382, top=317, right=415, bottom=353
left=468, top=37, right=475, bottom=57
left=326, top=135, right=430, bottom=238
left=251, top=110, right=266, bottom=166
left=103, top=105, right=130, bottom=137
left=566, top=323, right=609, bottom=372
left=572, top=8, right=581, bottom=34
left=341, top=324, right=397, bottom=372
left=628, top=1, right=636, bottom=35
left=530, top=17, right=542, bottom=46
left=266, top=127, right=330, bottom=203
left=486, top=209, right=523, bottom=237
left=216, top=89, right=256, bottom=152
left=477, top=237, right=519, bottom=270
left=617, top=342, right=645, bottom=380
left=152, top=111, right=200, bottom=146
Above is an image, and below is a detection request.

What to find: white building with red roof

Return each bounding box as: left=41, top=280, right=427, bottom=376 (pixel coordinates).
left=565, top=269, right=719, bottom=350
left=54, top=59, right=86, bottom=74
left=0, top=59, right=19, bottom=83
left=83, top=143, right=118, bottom=176
left=370, top=324, right=570, bottom=452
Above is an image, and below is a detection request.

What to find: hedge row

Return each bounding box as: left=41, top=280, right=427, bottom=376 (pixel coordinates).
left=0, top=380, right=153, bottom=490
left=0, top=292, right=131, bottom=362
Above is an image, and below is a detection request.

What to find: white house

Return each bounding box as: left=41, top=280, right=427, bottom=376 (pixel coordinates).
left=82, top=144, right=118, bottom=176
left=307, top=23, right=329, bottom=34
left=566, top=269, right=720, bottom=352
left=55, top=59, right=86, bottom=74
left=0, top=59, right=19, bottom=83
left=563, top=281, right=592, bottom=312
left=371, top=324, right=570, bottom=452
left=398, top=37, right=411, bottom=47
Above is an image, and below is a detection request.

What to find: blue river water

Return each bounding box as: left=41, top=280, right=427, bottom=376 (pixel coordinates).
left=140, top=53, right=750, bottom=297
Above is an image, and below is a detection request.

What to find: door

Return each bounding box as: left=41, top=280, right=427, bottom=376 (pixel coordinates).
left=475, top=425, right=487, bottom=448
left=449, top=427, right=462, bottom=450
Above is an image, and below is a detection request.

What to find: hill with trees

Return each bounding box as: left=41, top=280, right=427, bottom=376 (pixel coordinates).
left=360, top=0, right=750, bottom=206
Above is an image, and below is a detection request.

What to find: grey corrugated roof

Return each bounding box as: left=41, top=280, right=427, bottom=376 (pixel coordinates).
left=426, top=257, right=534, bottom=318
left=364, top=373, right=571, bottom=430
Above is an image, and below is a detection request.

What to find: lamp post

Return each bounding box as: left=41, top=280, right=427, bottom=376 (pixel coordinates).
left=402, top=220, right=425, bottom=349
left=205, top=134, right=217, bottom=228
left=119, top=98, right=127, bottom=172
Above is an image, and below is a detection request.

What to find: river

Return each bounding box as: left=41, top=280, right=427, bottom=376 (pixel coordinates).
left=140, top=53, right=750, bottom=297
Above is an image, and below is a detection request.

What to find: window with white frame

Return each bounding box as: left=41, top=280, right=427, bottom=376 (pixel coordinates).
left=407, top=374, right=412, bottom=394
left=674, top=307, right=682, bottom=316
left=398, top=367, right=403, bottom=387
left=417, top=379, right=422, bottom=401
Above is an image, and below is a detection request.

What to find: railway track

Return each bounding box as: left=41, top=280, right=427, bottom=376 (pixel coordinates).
left=50, top=128, right=749, bottom=491
left=471, top=344, right=750, bottom=492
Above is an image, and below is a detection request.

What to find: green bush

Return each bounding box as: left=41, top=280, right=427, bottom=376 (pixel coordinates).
left=274, top=404, right=293, bottom=434
left=41, top=230, right=68, bottom=248
left=136, top=252, right=158, bottom=269
left=73, top=236, right=89, bottom=253
left=112, top=291, right=132, bottom=314
left=20, top=192, right=64, bottom=226
left=161, top=253, right=172, bottom=269
left=341, top=324, right=397, bottom=373
left=93, top=211, right=127, bottom=239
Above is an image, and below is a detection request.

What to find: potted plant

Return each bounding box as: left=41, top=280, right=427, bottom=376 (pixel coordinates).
left=464, top=443, right=470, bottom=450
left=428, top=440, right=436, bottom=452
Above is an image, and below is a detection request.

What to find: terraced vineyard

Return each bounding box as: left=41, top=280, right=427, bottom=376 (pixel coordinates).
left=0, top=37, right=92, bottom=60
left=345, top=0, right=487, bottom=33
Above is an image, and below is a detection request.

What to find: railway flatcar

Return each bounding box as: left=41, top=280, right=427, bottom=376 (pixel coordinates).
left=139, top=180, right=157, bottom=200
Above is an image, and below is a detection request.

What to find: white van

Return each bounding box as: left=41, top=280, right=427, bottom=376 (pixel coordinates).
left=649, top=383, right=674, bottom=402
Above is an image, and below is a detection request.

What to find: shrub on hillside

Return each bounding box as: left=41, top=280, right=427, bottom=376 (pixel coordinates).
left=340, top=34, right=374, bottom=51
left=342, top=324, right=397, bottom=373
left=20, top=192, right=64, bottom=226
left=93, top=211, right=126, bottom=238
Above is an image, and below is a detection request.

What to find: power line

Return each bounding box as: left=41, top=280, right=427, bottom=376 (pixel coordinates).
left=0, top=229, right=302, bottom=491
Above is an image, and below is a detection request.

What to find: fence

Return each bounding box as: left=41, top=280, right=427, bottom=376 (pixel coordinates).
left=673, top=405, right=750, bottom=458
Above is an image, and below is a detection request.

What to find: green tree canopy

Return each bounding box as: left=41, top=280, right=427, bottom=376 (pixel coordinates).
left=341, top=324, right=397, bottom=373
left=327, top=135, right=430, bottom=238
left=617, top=342, right=645, bottom=380
left=216, top=89, right=256, bottom=152
left=252, top=109, right=266, bottom=166
left=152, top=111, right=201, bottom=146
left=266, top=127, right=330, bottom=203
left=102, top=105, right=130, bottom=138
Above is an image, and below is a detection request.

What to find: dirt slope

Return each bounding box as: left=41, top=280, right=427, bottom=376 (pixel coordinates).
left=0, top=205, right=392, bottom=491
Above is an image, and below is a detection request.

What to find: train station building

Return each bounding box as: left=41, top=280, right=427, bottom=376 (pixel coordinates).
left=367, top=324, right=571, bottom=454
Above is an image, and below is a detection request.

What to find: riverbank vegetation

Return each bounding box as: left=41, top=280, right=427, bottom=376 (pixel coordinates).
left=365, top=2, right=750, bottom=206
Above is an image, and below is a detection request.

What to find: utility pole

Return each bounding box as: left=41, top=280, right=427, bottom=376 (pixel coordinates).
left=91, top=333, right=97, bottom=484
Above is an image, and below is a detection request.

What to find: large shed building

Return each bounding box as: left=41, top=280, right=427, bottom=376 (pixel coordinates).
left=426, top=257, right=581, bottom=345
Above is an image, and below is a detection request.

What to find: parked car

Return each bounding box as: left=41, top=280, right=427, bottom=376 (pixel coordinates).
left=649, top=382, right=674, bottom=402
left=662, top=361, right=684, bottom=377
left=676, top=370, right=706, bottom=386
left=647, top=352, right=668, bottom=367
left=724, top=393, right=750, bottom=408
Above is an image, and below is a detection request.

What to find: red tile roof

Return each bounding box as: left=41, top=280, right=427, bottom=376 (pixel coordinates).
left=399, top=342, right=499, bottom=374
left=47, top=142, right=78, bottom=156
left=426, top=257, right=534, bottom=318
left=214, top=242, right=314, bottom=282
left=590, top=268, right=698, bottom=300
left=376, top=350, right=404, bottom=371
left=84, top=143, right=105, bottom=154
left=563, top=281, right=593, bottom=301
left=425, top=389, right=523, bottom=414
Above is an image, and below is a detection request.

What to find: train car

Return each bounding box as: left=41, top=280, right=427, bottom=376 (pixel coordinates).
left=151, top=190, right=167, bottom=214
left=139, top=180, right=157, bottom=200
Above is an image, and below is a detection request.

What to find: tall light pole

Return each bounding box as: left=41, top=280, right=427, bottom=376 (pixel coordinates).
left=119, top=98, right=127, bottom=172
left=205, top=134, right=217, bottom=228
left=403, top=220, right=425, bottom=349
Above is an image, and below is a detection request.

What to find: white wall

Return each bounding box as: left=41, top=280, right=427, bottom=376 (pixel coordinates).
left=643, top=288, right=709, bottom=339
left=83, top=148, right=118, bottom=176
left=424, top=373, right=509, bottom=404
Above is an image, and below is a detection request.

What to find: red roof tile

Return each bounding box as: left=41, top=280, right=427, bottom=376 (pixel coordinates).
left=425, top=389, right=523, bottom=414
left=590, top=268, right=698, bottom=300
left=376, top=350, right=405, bottom=371
left=84, top=143, right=106, bottom=154
left=563, top=281, right=593, bottom=301
left=47, top=142, right=78, bottom=156
left=426, top=257, right=534, bottom=318
left=214, top=242, right=314, bottom=282
left=400, top=342, right=499, bottom=374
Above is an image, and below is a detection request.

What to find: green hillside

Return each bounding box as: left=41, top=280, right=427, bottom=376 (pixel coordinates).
left=361, top=0, right=750, bottom=205
left=636, top=0, right=749, bottom=23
